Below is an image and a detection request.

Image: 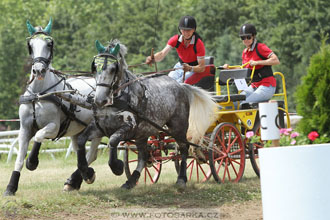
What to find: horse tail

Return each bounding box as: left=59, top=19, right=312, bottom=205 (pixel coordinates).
left=181, top=84, right=217, bottom=144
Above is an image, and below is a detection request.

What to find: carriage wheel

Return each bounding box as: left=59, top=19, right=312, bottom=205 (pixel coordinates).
left=174, top=135, right=213, bottom=182
left=174, top=135, right=212, bottom=183
left=208, top=122, right=245, bottom=183
left=123, top=146, right=162, bottom=184
left=248, top=126, right=264, bottom=178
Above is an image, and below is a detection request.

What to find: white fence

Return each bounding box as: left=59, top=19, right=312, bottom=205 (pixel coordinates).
left=0, top=130, right=107, bottom=163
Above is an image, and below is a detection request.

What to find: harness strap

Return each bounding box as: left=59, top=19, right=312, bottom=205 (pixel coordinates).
left=22, top=76, right=87, bottom=139
left=128, top=104, right=201, bottom=149
left=41, top=73, right=65, bottom=94
left=251, top=42, right=274, bottom=82
left=92, top=104, right=108, bottom=136
left=32, top=57, right=51, bottom=66
left=32, top=101, right=38, bottom=130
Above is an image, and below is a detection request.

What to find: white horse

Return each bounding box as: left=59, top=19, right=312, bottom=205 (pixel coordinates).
left=4, top=19, right=101, bottom=196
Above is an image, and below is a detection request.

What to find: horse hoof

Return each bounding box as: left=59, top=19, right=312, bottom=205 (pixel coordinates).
left=3, top=189, right=15, bottom=196
left=26, top=158, right=39, bottom=171
left=110, top=160, right=124, bottom=176
left=121, top=182, right=134, bottom=190
left=176, top=179, right=186, bottom=189
left=85, top=173, right=96, bottom=184
left=63, top=184, right=77, bottom=192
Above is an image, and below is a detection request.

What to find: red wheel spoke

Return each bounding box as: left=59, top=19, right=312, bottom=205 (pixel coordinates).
left=187, top=160, right=194, bottom=169
left=195, top=162, right=199, bottom=181
left=230, top=148, right=243, bottom=155
left=230, top=159, right=242, bottom=166
left=131, top=149, right=138, bottom=155
left=228, top=136, right=239, bottom=150
left=210, top=123, right=245, bottom=183
left=152, top=164, right=160, bottom=173
left=216, top=158, right=224, bottom=173
left=228, top=158, right=239, bottom=177
left=145, top=168, right=155, bottom=183
left=197, top=164, right=208, bottom=179
left=222, top=158, right=229, bottom=182
left=189, top=160, right=194, bottom=181
left=213, top=155, right=226, bottom=162
left=226, top=128, right=233, bottom=152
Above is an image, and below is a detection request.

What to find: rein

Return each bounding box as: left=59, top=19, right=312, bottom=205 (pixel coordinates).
left=111, top=63, right=214, bottom=95
left=51, top=69, right=93, bottom=77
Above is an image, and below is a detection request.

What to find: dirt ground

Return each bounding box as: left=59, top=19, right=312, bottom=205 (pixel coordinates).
left=48, top=199, right=263, bottom=220
left=220, top=199, right=263, bottom=220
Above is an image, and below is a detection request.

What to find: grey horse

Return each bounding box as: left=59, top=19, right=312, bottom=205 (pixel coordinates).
left=69, top=39, right=216, bottom=189
left=4, top=19, right=101, bottom=196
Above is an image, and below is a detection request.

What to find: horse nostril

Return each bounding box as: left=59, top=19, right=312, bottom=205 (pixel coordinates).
left=41, top=69, right=46, bottom=74
left=33, top=69, right=36, bottom=74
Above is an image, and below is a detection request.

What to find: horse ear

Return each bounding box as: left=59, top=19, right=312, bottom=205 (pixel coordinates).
left=26, top=20, right=36, bottom=36
left=44, top=17, right=52, bottom=35
left=95, top=40, right=106, bottom=53
left=110, top=44, right=120, bottom=56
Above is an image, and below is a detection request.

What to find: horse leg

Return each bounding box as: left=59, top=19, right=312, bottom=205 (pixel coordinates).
left=26, top=122, right=59, bottom=170
left=108, top=125, right=133, bottom=176
left=64, top=131, right=102, bottom=191
left=86, top=137, right=102, bottom=165
left=63, top=136, right=83, bottom=191
left=4, top=128, right=33, bottom=196
left=121, top=139, right=148, bottom=189
left=176, top=143, right=189, bottom=188
left=25, top=141, right=41, bottom=171
left=76, top=129, right=96, bottom=184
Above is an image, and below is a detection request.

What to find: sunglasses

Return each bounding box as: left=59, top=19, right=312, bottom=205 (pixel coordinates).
left=241, top=35, right=252, bottom=40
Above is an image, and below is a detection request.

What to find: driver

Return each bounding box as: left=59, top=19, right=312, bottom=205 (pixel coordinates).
left=146, top=15, right=207, bottom=84
left=223, top=23, right=280, bottom=104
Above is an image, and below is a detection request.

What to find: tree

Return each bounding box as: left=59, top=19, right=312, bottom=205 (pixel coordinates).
left=296, top=38, right=330, bottom=135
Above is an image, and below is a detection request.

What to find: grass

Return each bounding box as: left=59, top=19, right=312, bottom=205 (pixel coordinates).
left=0, top=147, right=261, bottom=220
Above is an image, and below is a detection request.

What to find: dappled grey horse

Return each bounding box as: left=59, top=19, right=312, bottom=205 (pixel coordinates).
left=71, top=39, right=216, bottom=189
left=4, top=19, right=101, bottom=196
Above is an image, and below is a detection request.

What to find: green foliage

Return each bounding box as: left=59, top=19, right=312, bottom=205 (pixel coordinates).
left=296, top=36, right=330, bottom=135
left=0, top=0, right=330, bottom=122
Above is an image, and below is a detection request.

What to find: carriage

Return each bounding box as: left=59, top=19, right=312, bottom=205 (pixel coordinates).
left=119, top=59, right=291, bottom=185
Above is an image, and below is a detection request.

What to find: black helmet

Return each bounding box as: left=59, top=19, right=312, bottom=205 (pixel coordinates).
left=178, top=15, right=197, bottom=30
left=239, top=24, right=257, bottom=36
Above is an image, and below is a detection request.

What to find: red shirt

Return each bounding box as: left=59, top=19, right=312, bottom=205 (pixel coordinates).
left=168, top=35, right=205, bottom=63
left=242, top=42, right=276, bottom=88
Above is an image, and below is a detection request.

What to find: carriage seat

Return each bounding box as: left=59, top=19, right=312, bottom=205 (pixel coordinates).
left=240, top=102, right=259, bottom=109
left=185, top=56, right=215, bottom=91
left=213, top=94, right=246, bottom=103
left=217, top=68, right=251, bottom=85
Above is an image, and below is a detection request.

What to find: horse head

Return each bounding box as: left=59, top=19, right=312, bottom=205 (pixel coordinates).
left=26, top=18, right=53, bottom=80
left=93, top=39, right=128, bottom=107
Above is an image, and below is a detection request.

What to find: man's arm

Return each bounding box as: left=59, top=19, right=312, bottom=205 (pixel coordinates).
left=183, top=57, right=205, bottom=73
left=146, top=45, right=172, bottom=64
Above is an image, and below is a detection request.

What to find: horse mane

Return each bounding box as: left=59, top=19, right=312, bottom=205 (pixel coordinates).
left=107, top=39, right=128, bottom=70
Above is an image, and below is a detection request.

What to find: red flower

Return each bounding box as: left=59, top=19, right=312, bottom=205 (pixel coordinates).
left=308, top=131, right=319, bottom=141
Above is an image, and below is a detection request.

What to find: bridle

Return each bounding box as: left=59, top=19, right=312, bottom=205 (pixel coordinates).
left=93, top=53, right=120, bottom=89
left=27, top=32, right=54, bottom=71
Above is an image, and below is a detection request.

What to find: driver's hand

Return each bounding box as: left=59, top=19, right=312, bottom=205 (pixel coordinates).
left=145, top=56, right=153, bottom=65
left=182, top=63, right=192, bottom=72
left=249, top=60, right=259, bottom=66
